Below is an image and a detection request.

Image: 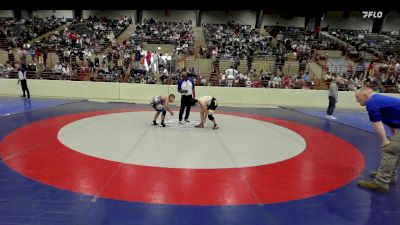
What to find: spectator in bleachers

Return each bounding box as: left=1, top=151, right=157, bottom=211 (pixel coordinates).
left=149, top=52, right=158, bottom=73
left=0, top=30, right=6, bottom=39
left=260, top=72, right=269, bottom=88
left=219, top=73, right=226, bottom=86
left=357, top=60, right=367, bottom=77
left=302, top=71, right=311, bottom=83
left=158, top=54, right=166, bottom=71
left=53, top=62, right=62, bottom=73
left=271, top=75, right=281, bottom=88
left=245, top=78, right=252, bottom=88
left=225, top=66, right=237, bottom=87
left=160, top=67, right=169, bottom=84
left=1, top=61, right=14, bottom=73
left=299, top=59, right=307, bottom=73
left=347, top=76, right=357, bottom=91
left=61, top=64, right=70, bottom=78
left=145, top=51, right=152, bottom=67
left=282, top=75, right=292, bottom=89
left=7, top=47, right=15, bottom=66
left=345, top=60, right=354, bottom=76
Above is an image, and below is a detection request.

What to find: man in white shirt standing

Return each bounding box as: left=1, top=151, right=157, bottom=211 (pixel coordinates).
left=225, top=66, right=237, bottom=87
left=17, top=64, right=30, bottom=99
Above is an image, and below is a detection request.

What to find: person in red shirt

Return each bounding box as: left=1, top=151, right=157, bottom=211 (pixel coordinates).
left=368, top=62, right=375, bottom=77
left=69, top=32, right=77, bottom=48
left=35, top=48, right=42, bottom=64
left=146, top=51, right=151, bottom=67
left=68, top=32, right=76, bottom=41
left=315, top=26, right=321, bottom=33
left=315, top=25, right=321, bottom=38
left=35, top=49, right=42, bottom=57
left=140, top=56, right=145, bottom=65
left=282, top=75, right=292, bottom=89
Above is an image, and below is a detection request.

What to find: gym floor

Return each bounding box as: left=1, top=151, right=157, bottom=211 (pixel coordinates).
left=0, top=96, right=399, bottom=225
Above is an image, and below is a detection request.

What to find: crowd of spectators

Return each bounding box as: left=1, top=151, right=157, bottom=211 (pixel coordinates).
left=211, top=65, right=314, bottom=89
left=2, top=16, right=400, bottom=93
left=132, top=18, right=193, bottom=55
left=202, top=21, right=277, bottom=60
left=322, top=59, right=400, bottom=93
left=329, top=29, right=400, bottom=60
left=0, top=16, right=67, bottom=49
left=1, top=16, right=132, bottom=80
left=202, top=23, right=347, bottom=60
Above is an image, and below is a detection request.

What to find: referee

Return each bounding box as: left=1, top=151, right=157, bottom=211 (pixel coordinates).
left=18, top=64, right=30, bottom=99
left=177, top=71, right=195, bottom=124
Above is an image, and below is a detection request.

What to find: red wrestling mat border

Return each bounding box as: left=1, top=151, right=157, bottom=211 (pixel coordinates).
left=0, top=109, right=365, bottom=205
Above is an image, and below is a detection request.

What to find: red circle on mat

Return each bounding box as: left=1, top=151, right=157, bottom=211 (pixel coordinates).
left=0, top=109, right=364, bottom=205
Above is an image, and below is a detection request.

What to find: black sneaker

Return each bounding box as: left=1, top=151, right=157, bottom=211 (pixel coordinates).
left=184, top=119, right=190, bottom=123
left=161, top=122, right=166, bottom=127
left=152, top=121, right=158, bottom=125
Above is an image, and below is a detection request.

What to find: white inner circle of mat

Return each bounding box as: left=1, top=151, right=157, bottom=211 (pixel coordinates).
left=58, top=111, right=306, bottom=169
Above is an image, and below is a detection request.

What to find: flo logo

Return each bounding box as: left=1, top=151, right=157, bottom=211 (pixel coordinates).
left=362, top=11, right=383, bottom=18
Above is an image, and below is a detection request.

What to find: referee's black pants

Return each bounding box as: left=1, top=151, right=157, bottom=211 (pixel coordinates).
left=20, top=79, right=30, bottom=98
left=179, top=95, right=192, bottom=121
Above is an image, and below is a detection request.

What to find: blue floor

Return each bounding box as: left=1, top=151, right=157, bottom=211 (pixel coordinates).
left=0, top=98, right=399, bottom=225
left=288, top=107, right=393, bottom=136
left=0, top=96, right=81, bottom=116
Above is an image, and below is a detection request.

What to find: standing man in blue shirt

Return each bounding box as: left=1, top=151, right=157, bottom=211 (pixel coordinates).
left=177, top=71, right=195, bottom=124
left=355, top=86, right=400, bottom=192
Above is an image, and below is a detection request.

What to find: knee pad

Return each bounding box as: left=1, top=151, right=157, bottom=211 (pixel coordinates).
left=162, top=110, right=167, bottom=116
left=208, top=115, right=214, bottom=121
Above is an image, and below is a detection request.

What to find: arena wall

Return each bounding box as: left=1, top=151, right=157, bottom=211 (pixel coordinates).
left=382, top=11, right=400, bottom=32
left=262, top=14, right=305, bottom=28
left=32, top=10, right=74, bottom=19
left=0, top=10, right=13, bottom=18
left=3, top=79, right=399, bottom=109
left=201, top=11, right=257, bottom=28
left=142, top=10, right=196, bottom=26
left=82, top=10, right=136, bottom=21
left=322, top=11, right=374, bottom=31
